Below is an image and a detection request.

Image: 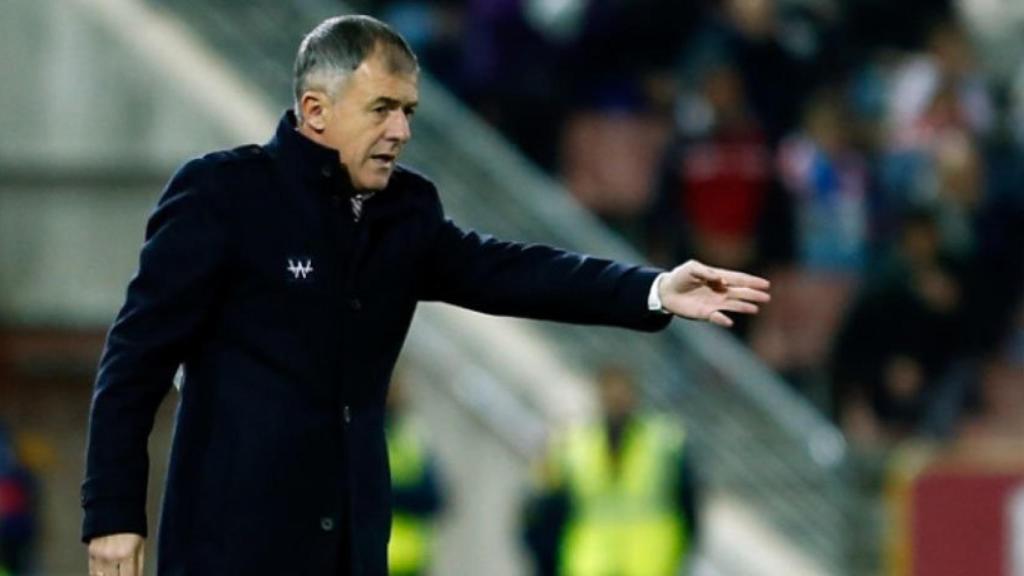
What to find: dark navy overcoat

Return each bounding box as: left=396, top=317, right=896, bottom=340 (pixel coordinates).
left=82, top=111, right=670, bottom=575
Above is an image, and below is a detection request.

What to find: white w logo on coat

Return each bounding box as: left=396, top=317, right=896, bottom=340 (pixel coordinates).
left=287, top=258, right=314, bottom=280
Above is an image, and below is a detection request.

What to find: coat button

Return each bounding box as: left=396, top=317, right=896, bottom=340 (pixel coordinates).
left=321, top=164, right=334, bottom=178
left=348, top=298, right=362, bottom=311
left=342, top=405, right=352, bottom=424
left=320, top=517, right=335, bottom=532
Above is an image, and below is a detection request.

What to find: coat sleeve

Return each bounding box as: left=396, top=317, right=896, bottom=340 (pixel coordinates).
left=81, top=159, right=229, bottom=542
left=416, top=189, right=671, bottom=332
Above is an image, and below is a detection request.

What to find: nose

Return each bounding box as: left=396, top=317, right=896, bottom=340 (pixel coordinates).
left=385, top=110, right=412, bottom=144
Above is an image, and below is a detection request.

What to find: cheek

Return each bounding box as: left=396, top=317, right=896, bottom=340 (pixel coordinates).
left=328, top=118, right=365, bottom=160
left=335, top=139, right=369, bottom=167
left=344, top=131, right=373, bottom=159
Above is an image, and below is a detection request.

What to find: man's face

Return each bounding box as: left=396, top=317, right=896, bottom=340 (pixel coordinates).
left=308, top=51, right=419, bottom=191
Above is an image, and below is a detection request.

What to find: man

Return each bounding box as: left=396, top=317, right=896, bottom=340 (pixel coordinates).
left=83, top=15, right=769, bottom=576
left=524, top=365, right=699, bottom=576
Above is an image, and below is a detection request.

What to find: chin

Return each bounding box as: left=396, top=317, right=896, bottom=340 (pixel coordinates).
left=355, top=175, right=390, bottom=192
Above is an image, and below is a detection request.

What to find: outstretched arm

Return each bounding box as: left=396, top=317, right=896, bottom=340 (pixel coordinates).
left=418, top=186, right=768, bottom=330
left=418, top=216, right=671, bottom=332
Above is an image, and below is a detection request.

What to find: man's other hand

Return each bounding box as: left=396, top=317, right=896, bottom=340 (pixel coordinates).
left=88, top=533, right=145, bottom=576
left=659, top=260, right=771, bottom=327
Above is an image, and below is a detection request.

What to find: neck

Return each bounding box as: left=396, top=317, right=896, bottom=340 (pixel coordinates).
left=292, top=119, right=360, bottom=193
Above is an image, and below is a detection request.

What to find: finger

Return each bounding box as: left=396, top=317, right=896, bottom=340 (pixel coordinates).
left=92, top=559, right=116, bottom=576
left=92, top=556, right=110, bottom=576
left=688, top=261, right=723, bottom=285
left=728, top=286, right=772, bottom=303
left=720, top=300, right=759, bottom=315
left=90, top=547, right=123, bottom=576
left=90, top=553, right=110, bottom=576
left=138, top=544, right=146, bottom=576
left=708, top=311, right=734, bottom=327
left=717, top=269, right=771, bottom=290
left=688, top=264, right=729, bottom=291
left=122, top=551, right=136, bottom=576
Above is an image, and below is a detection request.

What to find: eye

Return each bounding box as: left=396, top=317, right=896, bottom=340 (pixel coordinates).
left=404, top=107, right=417, bottom=119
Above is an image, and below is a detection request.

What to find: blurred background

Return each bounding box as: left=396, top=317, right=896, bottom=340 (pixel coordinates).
left=1, top=0, right=1022, bottom=574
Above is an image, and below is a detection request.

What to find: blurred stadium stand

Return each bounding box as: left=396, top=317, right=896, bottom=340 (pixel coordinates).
left=2, top=1, right=1021, bottom=575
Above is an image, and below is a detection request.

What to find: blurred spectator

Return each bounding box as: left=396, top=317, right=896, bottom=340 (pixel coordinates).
left=385, top=374, right=446, bottom=576
left=928, top=130, right=984, bottom=259
left=831, top=208, right=967, bottom=447
left=887, top=18, right=994, bottom=147
left=0, top=424, right=37, bottom=576
left=747, top=89, right=868, bottom=391
left=777, top=87, right=871, bottom=272
left=886, top=122, right=1021, bottom=355
left=693, top=0, right=816, bottom=145
left=559, top=0, right=700, bottom=235
left=878, top=19, right=994, bottom=231
left=646, top=57, right=792, bottom=280
left=523, top=365, right=699, bottom=576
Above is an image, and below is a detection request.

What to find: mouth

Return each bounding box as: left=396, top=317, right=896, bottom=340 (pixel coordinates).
left=370, top=152, right=397, bottom=169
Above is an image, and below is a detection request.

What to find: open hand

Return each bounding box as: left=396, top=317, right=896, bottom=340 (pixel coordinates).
left=659, top=260, right=771, bottom=327
left=88, top=533, right=145, bottom=576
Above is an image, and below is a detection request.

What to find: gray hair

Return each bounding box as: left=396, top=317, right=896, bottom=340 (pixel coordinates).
left=293, top=15, right=418, bottom=119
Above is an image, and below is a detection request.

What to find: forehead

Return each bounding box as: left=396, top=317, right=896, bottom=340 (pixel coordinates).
left=341, top=53, right=419, bottom=104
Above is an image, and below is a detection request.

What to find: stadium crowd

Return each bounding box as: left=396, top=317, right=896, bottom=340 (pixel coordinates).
left=355, top=0, right=1024, bottom=453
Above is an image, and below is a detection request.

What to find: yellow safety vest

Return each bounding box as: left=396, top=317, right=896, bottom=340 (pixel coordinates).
left=557, top=417, right=689, bottom=576
left=386, top=418, right=434, bottom=576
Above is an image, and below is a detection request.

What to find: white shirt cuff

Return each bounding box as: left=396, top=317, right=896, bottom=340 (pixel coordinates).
left=647, top=272, right=670, bottom=314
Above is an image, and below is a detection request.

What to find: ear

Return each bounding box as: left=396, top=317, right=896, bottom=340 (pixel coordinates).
left=299, top=91, right=331, bottom=133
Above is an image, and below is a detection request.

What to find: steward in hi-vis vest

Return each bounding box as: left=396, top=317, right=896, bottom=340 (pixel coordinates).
left=523, top=366, right=699, bottom=576
left=385, top=375, right=445, bottom=576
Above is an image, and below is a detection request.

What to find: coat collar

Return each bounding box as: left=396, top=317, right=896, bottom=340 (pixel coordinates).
left=263, top=110, right=358, bottom=197
left=262, top=110, right=420, bottom=222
